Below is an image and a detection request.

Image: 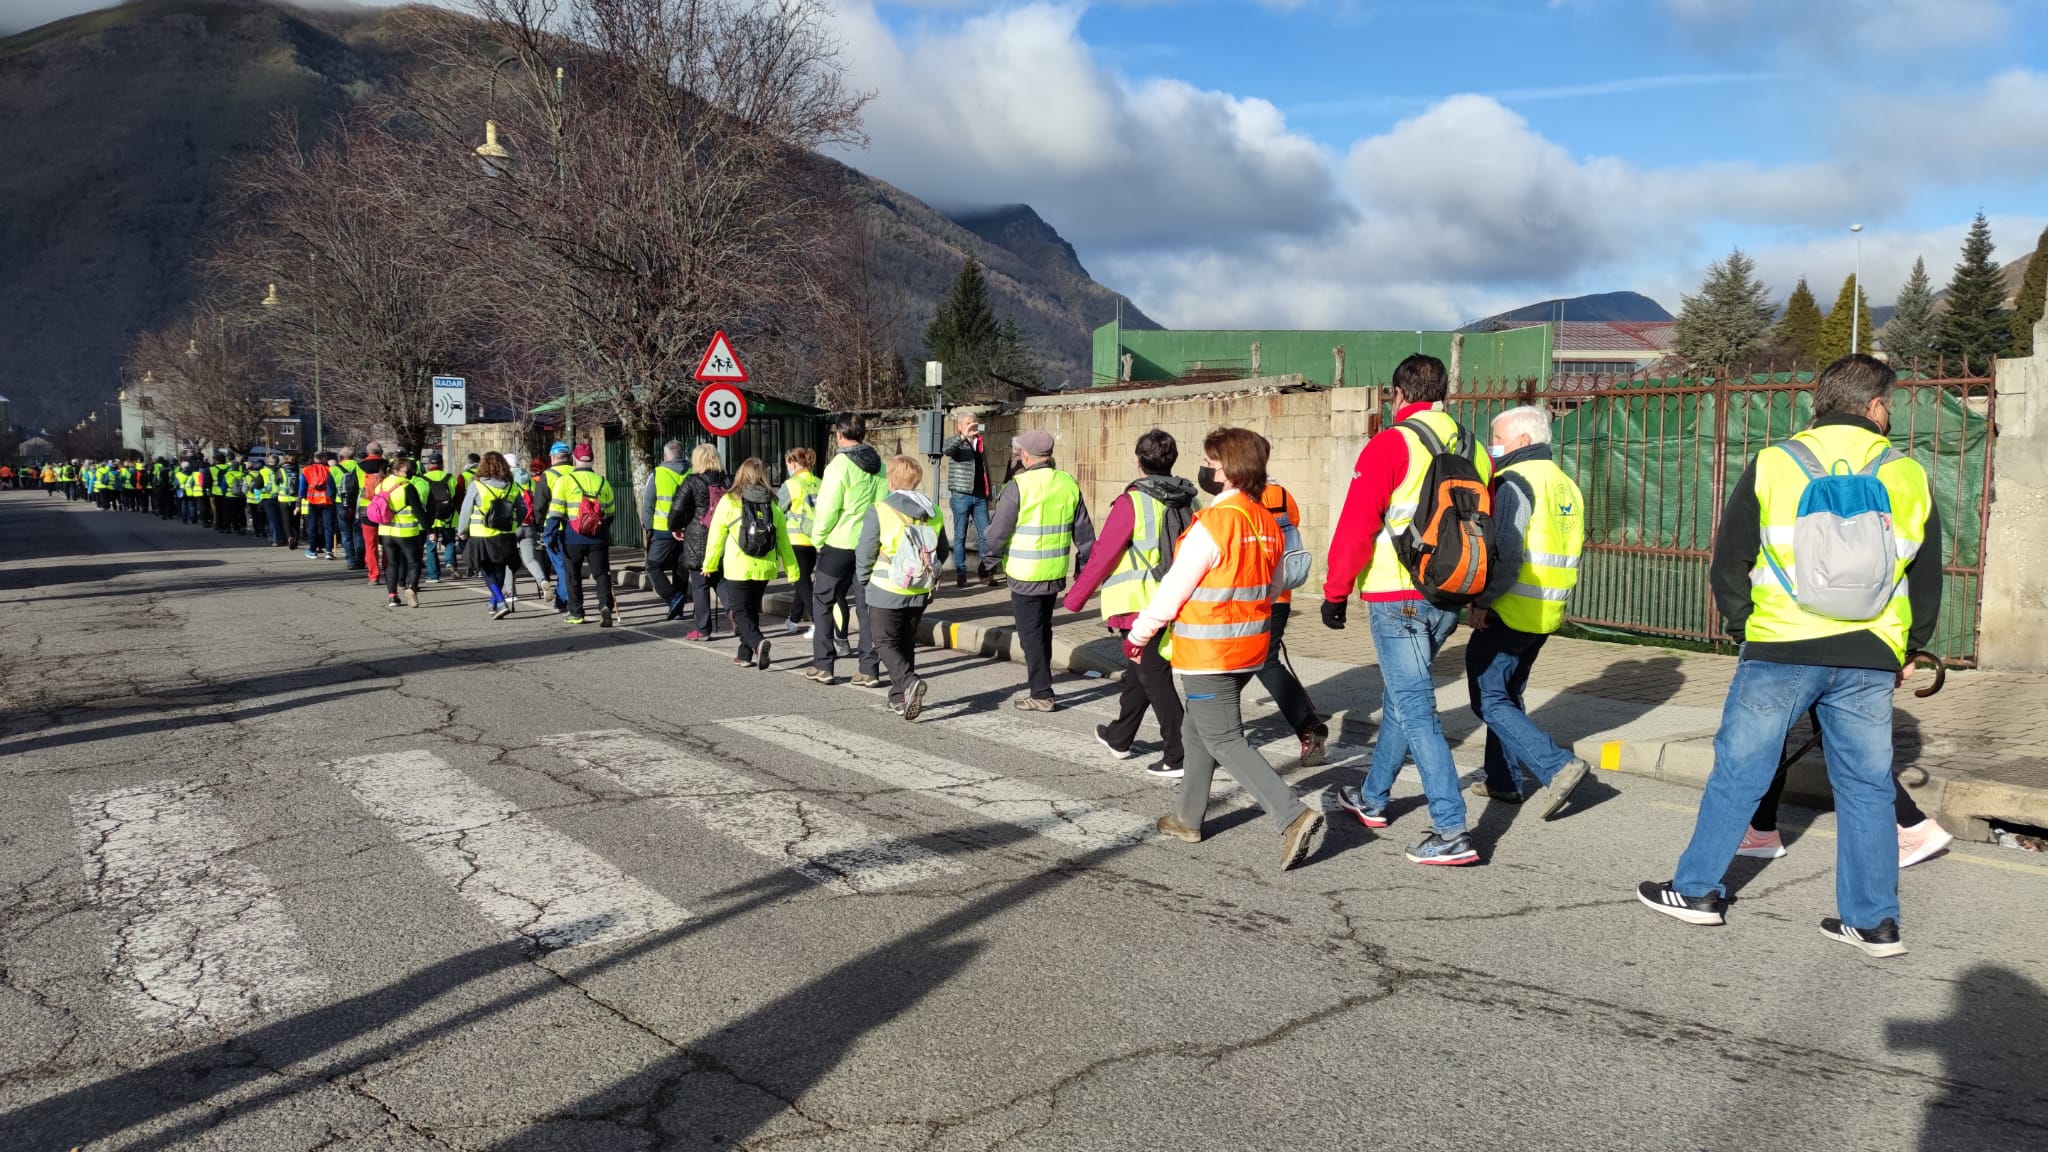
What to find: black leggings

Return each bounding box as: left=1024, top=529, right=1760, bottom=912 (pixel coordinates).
left=1751, top=707, right=1926, bottom=831
left=789, top=545, right=818, bottom=623
left=382, top=535, right=424, bottom=596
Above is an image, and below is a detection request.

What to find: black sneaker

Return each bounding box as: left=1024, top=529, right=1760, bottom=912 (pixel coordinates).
left=1637, top=881, right=1726, bottom=926
left=1334, top=783, right=1389, bottom=828
left=755, top=639, right=771, bottom=670
left=1406, top=832, right=1479, bottom=866
left=1820, top=917, right=1907, bottom=958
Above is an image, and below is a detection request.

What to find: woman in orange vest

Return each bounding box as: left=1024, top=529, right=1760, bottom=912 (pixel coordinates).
left=1129, top=428, right=1327, bottom=871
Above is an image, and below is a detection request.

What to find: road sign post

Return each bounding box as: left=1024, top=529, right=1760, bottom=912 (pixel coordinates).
left=432, top=376, right=468, bottom=426
left=693, top=333, right=750, bottom=467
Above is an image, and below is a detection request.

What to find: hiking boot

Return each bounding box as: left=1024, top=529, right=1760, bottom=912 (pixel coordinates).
left=1898, top=819, right=1954, bottom=868
left=1406, top=831, right=1479, bottom=866
left=955, top=571, right=967, bottom=589
left=803, top=667, right=834, bottom=684
left=755, top=639, right=772, bottom=670
left=599, top=608, right=614, bottom=629
left=902, top=677, right=927, bottom=722
left=1013, top=696, right=1056, bottom=712
left=1335, top=783, right=1389, bottom=828
left=1467, top=780, right=1524, bottom=804
left=1537, top=758, right=1592, bottom=820
left=849, top=672, right=884, bottom=689
left=1156, top=814, right=1203, bottom=843
left=1736, top=827, right=1786, bottom=859
left=1820, top=917, right=1908, bottom=958
left=1280, top=807, right=1326, bottom=870
left=1637, top=881, right=1726, bottom=926
left=1299, top=727, right=1328, bottom=769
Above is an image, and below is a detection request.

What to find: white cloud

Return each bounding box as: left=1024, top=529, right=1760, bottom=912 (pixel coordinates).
left=1855, top=70, right=2048, bottom=180
left=1662, top=0, right=2012, bottom=53
left=831, top=3, right=1345, bottom=248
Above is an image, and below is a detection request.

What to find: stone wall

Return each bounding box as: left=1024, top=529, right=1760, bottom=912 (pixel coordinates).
left=1979, top=321, right=2048, bottom=671
left=863, top=376, right=1347, bottom=584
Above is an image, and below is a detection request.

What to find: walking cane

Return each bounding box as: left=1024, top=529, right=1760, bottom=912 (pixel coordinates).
left=1776, top=650, right=1945, bottom=772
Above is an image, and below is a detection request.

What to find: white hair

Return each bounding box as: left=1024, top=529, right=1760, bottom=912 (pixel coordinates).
left=1492, top=405, right=1552, bottom=446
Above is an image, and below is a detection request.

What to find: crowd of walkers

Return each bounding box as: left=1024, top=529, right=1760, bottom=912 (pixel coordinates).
left=53, top=350, right=1954, bottom=960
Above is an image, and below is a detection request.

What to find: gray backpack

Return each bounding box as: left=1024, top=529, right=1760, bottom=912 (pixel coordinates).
left=1760, top=441, right=1904, bottom=622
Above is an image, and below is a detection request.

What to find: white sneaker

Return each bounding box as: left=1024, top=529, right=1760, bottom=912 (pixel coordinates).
left=803, top=624, right=817, bottom=640
left=1898, top=819, right=1954, bottom=868
left=785, top=616, right=804, bottom=635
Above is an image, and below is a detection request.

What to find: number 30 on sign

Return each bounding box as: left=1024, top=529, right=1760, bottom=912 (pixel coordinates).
left=697, top=383, right=748, bottom=436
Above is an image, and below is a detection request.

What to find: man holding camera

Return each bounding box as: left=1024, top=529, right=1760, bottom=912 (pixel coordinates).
left=942, top=411, right=995, bottom=590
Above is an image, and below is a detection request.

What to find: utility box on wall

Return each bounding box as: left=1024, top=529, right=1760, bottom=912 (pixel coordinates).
left=916, top=409, right=946, bottom=456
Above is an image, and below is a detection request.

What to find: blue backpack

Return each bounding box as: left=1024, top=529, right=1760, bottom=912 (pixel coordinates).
left=1760, top=440, right=1904, bottom=622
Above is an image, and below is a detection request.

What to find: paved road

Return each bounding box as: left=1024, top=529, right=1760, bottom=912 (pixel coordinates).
left=2, top=490, right=2044, bottom=1152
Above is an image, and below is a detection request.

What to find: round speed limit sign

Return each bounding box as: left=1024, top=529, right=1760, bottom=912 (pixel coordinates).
left=696, top=384, right=748, bottom=437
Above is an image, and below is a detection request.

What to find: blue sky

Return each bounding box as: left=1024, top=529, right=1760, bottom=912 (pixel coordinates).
left=12, top=0, right=2047, bottom=328
left=838, top=0, right=2048, bottom=327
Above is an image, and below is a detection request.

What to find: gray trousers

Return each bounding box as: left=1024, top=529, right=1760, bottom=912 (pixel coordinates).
left=1175, top=671, right=1308, bottom=833
left=513, top=533, right=551, bottom=598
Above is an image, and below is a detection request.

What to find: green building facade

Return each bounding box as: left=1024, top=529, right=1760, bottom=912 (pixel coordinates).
left=1091, top=323, right=1553, bottom=389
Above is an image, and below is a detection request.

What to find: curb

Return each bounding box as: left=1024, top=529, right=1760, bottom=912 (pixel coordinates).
left=743, top=582, right=2038, bottom=842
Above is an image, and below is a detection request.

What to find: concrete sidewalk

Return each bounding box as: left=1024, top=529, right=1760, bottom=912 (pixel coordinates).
left=610, top=558, right=2047, bottom=839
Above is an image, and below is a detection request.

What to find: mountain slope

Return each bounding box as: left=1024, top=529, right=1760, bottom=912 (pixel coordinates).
left=0, top=0, right=1146, bottom=430
left=1462, top=291, right=1673, bottom=331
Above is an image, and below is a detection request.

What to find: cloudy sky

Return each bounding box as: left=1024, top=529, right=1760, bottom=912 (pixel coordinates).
left=12, top=0, right=2048, bottom=327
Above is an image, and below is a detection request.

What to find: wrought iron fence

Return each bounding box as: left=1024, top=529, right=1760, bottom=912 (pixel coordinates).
left=1380, top=363, right=1997, bottom=664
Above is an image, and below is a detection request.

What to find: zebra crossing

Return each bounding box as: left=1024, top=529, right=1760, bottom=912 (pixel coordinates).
left=68, top=705, right=1338, bottom=1034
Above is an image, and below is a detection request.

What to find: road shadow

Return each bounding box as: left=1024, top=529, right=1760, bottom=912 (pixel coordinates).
left=0, top=558, right=225, bottom=591
left=0, top=685, right=386, bottom=760
left=1887, top=964, right=2048, bottom=1149
left=9, top=819, right=1102, bottom=1151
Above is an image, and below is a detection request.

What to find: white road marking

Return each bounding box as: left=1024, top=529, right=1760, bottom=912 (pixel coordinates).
left=540, top=730, right=962, bottom=894
left=719, top=715, right=1154, bottom=850
left=942, top=712, right=1250, bottom=804
left=330, top=751, right=689, bottom=951
left=71, top=780, right=326, bottom=1031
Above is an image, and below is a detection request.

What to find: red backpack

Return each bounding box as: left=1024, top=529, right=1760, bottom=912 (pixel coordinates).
left=568, top=472, right=607, bottom=537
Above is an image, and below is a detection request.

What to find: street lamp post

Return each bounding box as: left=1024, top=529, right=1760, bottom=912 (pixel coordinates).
left=262, top=263, right=324, bottom=451
left=1850, top=223, right=1865, bottom=356
left=476, top=60, right=574, bottom=445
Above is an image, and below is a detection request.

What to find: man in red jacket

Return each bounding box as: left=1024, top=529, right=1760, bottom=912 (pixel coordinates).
left=1320, top=354, right=1492, bottom=867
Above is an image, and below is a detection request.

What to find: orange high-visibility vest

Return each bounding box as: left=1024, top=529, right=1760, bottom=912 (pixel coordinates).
left=1169, top=491, right=1281, bottom=674
left=302, top=463, right=334, bottom=505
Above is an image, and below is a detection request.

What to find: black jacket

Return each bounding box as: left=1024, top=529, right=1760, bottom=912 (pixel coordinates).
left=671, top=469, right=729, bottom=569
left=1709, top=414, right=1942, bottom=671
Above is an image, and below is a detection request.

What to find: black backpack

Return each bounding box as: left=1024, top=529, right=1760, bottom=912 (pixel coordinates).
left=736, top=496, right=776, bottom=558
left=1392, top=419, right=1495, bottom=608
left=483, top=485, right=519, bottom=533
left=1149, top=500, right=1194, bottom=581
left=423, top=475, right=457, bottom=522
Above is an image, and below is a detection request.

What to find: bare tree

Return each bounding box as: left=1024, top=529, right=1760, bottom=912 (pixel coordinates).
left=212, top=115, right=493, bottom=456
left=816, top=207, right=915, bottom=410
left=126, top=315, right=273, bottom=454
left=395, top=0, right=868, bottom=493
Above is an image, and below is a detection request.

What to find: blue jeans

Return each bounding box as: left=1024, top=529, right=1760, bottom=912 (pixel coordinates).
left=1674, top=659, right=1900, bottom=929
left=1465, top=621, right=1572, bottom=793
left=304, top=505, right=335, bottom=554
left=340, top=513, right=362, bottom=565
left=263, top=500, right=287, bottom=543
left=546, top=532, right=570, bottom=608
left=1360, top=600, right=1468, bottom=837
left=422, top=531, right=441, bottom=579
left=949, top=493, right=990, bottom=574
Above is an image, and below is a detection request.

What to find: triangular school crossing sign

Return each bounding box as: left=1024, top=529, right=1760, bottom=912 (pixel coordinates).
left=693, top=331, right=749, bottom=382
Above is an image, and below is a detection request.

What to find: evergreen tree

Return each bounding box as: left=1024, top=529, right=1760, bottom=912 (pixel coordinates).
left=1882, top=256, right=1939, bottom=371
left=1937, top=212, right=2012, bottom=367
left=2011, top=227, right=2048, bottom=357
left=993, top=315, right=1043, bottom=390
left=1674, top=248, right=1775, bottom=369
left=923, top=255, right=1000, bottom=387
left=1815, top=274, right=1873, bottom=365
left=1770, top=278, right=1824, bottom=365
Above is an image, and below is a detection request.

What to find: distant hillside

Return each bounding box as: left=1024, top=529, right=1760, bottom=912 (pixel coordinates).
left=0, top=0, right=1150, bottom=430
left=1462, top=291, right=1672, bottom=332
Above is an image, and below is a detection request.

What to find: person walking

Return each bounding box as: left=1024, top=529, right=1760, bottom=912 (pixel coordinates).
left=418, top=451, right=461, bottom=582
left=1323, top=353, right=1492, bottom=867
left=1065, top=429, right=1195, bottom=776
left=554, top=444, right=617, bottom=627
left=458, top=451, right=523, bottom=620
left=703, top=456, right=801, bottom=669
left=640, top=440, right=692, bottom=619
left=1639, top=354, right=1942, bottom=958
left=778, top=447, right=821, bottom=635
left=335, top=446, right=365, bottom=569
left=980, top=428, right=1094, bottom=710
left=942, top=411, right=995, bottom=589
left=374, top=457, right=426, bottom=608
left=1741, top=733, right=1955, bottom=868
left=510, top=455, right=554, bottom=610
left=536, top=443, right=576, bottom=613
left=301, top=452, right=338, bottom=559
left=1133, top=427, right=1326, bottom=871
left=668, top=443, right=729, bottom=637
left=1249, top=475, right=1330, bottom=767
left=807, top=414, right=887, bottom=685
left=355, top=445, right=389, bottom=583
left=1462, top=405, right=1593, bottom=817
left=178, top=459, right=205, bottom=525
left=856, top=454, right=951, bottom=720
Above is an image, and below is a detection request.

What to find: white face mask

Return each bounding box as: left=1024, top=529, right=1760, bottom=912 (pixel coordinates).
left=1488, top=444, right=1507, bottom=459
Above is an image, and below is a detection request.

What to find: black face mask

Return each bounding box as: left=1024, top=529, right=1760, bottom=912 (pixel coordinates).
left=1197, top=466, right=1224, bottom=496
